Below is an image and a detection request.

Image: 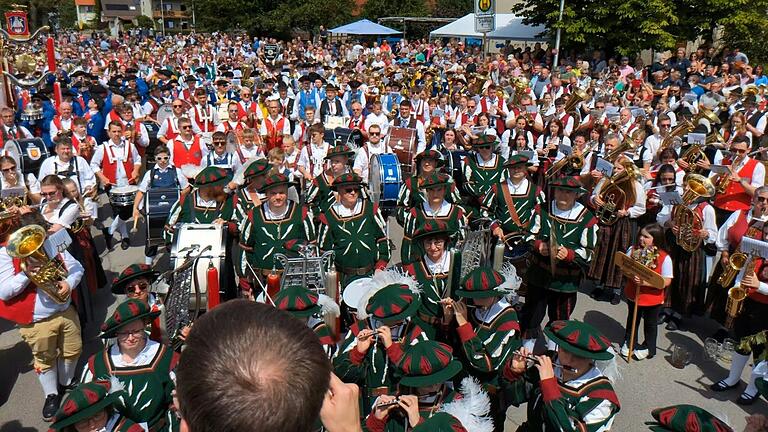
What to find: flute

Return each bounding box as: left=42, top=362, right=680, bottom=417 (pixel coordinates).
left=515, top=352, right=579, bottom=373
left=373, top=397, right=401, bottom=409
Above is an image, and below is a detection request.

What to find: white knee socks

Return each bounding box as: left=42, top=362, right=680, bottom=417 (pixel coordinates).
left=38, top=369, right=58, bottom=396
left=57, top=358, right=77, bottom=387
left=725, top=352, right=750, bottom=386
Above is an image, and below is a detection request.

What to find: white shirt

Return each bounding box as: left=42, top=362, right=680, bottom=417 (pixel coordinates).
left=41, top=198, right=80, bottom=229
left=421, top=200, right=452, bottom=217
left=157, top=115, right=185, bottom=140
left=657, top=201, right=718, bottom=245
left=49, top=116, right=73, bottom=138
left=0, top=247, right=83, bottom=322
left=298, top=141, right=330, bottom=178
left=353, top=141, right=389, bottom=181
left=138, top=165, right=189, bottom=193
left=37, top=155, right=97, bottom=193
left=331, top=198, right=363, bottom=218
left=424, top=252, right=450, bottom=274
left=591, top=178, right=647, bottom=219
left=260, top=114, right=291, bottom=137
left=365, top=112, right=390, bottom=135
left=90, top=140, right=142, bottom=186
left=716, top=209, right=767, bottom=251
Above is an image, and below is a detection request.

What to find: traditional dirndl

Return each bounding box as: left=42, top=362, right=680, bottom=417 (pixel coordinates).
left=587, top=217, right=635, bottom=290
left=668, top=241, right=706, bottom=317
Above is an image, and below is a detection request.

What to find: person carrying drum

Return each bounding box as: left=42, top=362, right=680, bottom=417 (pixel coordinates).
left=401, top=172, right=467, bottom=265
left=353, top=124, right=390, bottom=182
left=463, top=134, right=507, bottom=220
left=482, top=154, right=544, bottom=280
left=133, top=145, right=189, bottom=265
left=297, top=123, right=330, bottom=181
left=317, top=173, right=390, bottom=288
left=306, top=144, right=354, bottom=219
left=90, top=120, right=142, bottom=250
left=389, top=100, right=426, bottom=155
left=239, top=173, right=316, bottom=301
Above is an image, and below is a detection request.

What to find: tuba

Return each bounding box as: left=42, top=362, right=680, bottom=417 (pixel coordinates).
left=6, top=225, right=69, bottom=304
left=594, top=160, right=639, bottom=225
left=671, top=174, right=716, bottom=252
left=659, top=117, right=694, bottom=154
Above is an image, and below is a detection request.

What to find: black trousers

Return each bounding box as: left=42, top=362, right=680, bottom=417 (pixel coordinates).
left=733, top=298, right=768, bottom=358
left=521, top=285, right=578, bottom=339
left=624, top=301, right=661, bottom=356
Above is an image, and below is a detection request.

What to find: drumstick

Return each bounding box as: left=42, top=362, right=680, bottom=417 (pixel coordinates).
left=131, top=215, right=140, bottom=233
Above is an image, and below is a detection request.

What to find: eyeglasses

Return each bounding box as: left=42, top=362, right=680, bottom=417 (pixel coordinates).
left=181, top=125, right=192, bottom=129
left=116, top=329, right=146, bottom=339
left=214, top=142, right=227, bottom=147
left=660, top=123, right=671, bottom=128
left=423, top=239, right=445, bottom=247
left=40, top=191, right=58, bottom=198
left=732, top=148, right=749, bottom=154
left=125, top=281, right=150, bottom=292
left=1, top=167, right=16, bottom=173
left=756, top=196, right=768, bottom=203
left=369, top=132, right=380, bottom=136
left=172, top=104, right=183, bottom=108
left=156, top=156, right=170, bottom=161
left=341, top=188, right=359, bottom=194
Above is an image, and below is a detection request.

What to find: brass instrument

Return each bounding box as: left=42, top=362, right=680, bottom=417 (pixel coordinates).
left=671, top=174, right=716, bottom=252
left=659, top=117, right=694, bottom=154
left=546, top=140, right=598, bottom=180
left=725, top=254, right=756, bottom=329
left=563, top=88, right=588, bottom=115
left=605, top=134, right=638, bottom=163
left=680, top=143, right=707, bottom=174
left=713, top=151, right=746, bottom=194
left=614, top=247, right=665, bottom=289
left=718, top=251, right=748, bottom=287
left=6, top=225, right=69, bottom=304
left=594, top=161, right=639, bottom=225
left=512, top=76, right=529, bottom=105
left=548, top=211, right=560, bottom=275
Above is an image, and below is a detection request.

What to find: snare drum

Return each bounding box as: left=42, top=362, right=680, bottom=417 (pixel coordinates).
left=368, top=154, right=401, bottom=208
left=109, top=185, right=139, bottom=207
left=145, top=188, right=180, bottom=243
left=171, top=223, right=228, bottom=310
left=4, top=139, right=49, bottom=176
left=332, top=127, right=364, bottom=151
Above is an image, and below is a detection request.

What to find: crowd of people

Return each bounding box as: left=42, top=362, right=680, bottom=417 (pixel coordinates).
left=1, top=28, right=768, bottom=431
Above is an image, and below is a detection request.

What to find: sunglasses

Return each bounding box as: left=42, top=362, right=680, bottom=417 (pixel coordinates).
left=369, top=132, right=380, bottom=136
left=172, top=104, right=183, bottom=108
left=41, top=191, right=58, bottom=198
left=156, top=156, right=169, bottom=161
left=181, top=125, right=192, bottom=129
left=757, top=196, right=768, bottom=203
left=341, top=188, right=359, bottom=194
left=125, top=281, right=150, bottom=292
left=1, top=167, right=16, bottom=173
left=214, top=142, right=227, bottom=147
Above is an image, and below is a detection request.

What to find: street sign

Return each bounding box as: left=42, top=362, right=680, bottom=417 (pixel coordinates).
left=475, top=0, right=495, bottom=33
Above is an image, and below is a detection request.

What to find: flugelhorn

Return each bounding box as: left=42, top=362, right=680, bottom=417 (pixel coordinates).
left=672, top=174, right=715, bottom=252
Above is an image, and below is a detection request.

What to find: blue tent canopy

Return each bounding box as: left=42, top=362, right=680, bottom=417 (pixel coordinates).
left=329, top=19, right=402, bottom=36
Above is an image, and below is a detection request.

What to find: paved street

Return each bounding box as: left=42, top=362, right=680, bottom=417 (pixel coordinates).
left=0, top=220, right=765, bottom=431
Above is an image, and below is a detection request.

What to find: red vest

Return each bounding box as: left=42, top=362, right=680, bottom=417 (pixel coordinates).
left=749, top=258, right=768, bottom=304
left=480, top=97, right=506, bottom=135
left=172, top=137, right=203, bottom=167
left=71, top=134, right=95, bottom=154
left=714, top=158, right=759, bottom=212
left=624, top=249, right=669, bottom=307
left=101, top=142, right=137, bottom=184
left=264, top=117, right=286, bottom=151
left=725, top=210, right=766, bottom=248
left=0, top=258, right=38, bottom=325
left=192, top=105, right=216, bottom=132
left=222, top=121, right=245, bottom=135
left=348, top=116, right=366, bottom=131
left=164, top=117, right=180, bottom=141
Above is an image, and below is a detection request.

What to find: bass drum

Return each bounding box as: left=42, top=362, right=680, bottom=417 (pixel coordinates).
left=444, top=150, right=469, bottom=195
left=143, top=121, right=161, bottom=170
left=145, top=187, right=181, bottom=245
left=4, top=138, right=49, bottom=176
left=368, top=153, right=401, bottom=209
left=171, top=223, right=229, bottom=310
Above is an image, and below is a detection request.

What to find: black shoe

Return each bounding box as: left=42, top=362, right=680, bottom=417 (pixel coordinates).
left=121, top=238, right=130, bottom=250
left=710, top=379, right=739, bottom=392
left=665, top=319, right=679, bottom=331
left=658, top=312, right=669, bottom=324
left=102, top=229, right=114, bottom=250
left=590, top=288, right=605, bottom=300
left=610, top=293, right=621, bottom=305
left=42, top=393, right=61, bottom=421
left=737, top=391, right=759, bottom=405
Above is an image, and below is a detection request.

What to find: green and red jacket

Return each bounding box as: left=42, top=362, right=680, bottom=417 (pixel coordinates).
left=85, top=342, right=179, bottom=432
left=462, top=153, right=506, bottom=217
left=239, top=201, right=316, bottom=272
left=528, top=202, right=598, bottom=293
left=395, top=175, right=462, bottom=227
left=401, top=254, right=460, bottom=341
left=503, top=366, right=620, bottom=432
left=364, top=389, right=458, bottom=432
left=401, top=202, right=466, bottom=265
left=482, top=178, right=543, bottom=240
left=306, top=171, right=336, bottom=217
left=164, top=190, right=235, bottom=243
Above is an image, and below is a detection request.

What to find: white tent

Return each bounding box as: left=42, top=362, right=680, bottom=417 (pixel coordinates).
left=429, top=13, right=546, bottom=42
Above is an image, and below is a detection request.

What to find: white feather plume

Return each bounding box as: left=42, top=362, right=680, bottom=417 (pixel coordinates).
left=108, top=375, right=125, bottom=395
left=232, top=158, right=257, bottom=187
left=181, top=164, right=203, bottom=181
left=595, top=346, right=622, bottom=383
left=355, top=268, right=421, bottom=321
left=317, top=293, right=340, bottom=318
left=496, top=262, right=522, bottom=303
left=440, top=377, right=494, bottom=432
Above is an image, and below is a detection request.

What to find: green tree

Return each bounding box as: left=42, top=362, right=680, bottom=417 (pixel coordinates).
left=185, top=0, right=266, bottom=33
left=135, top=14, right=154, bottom=29
left=716, top=0, right=768, bottom=63
left=511, top=0, right=678, bottom=55
left=58, top=0, right=77, bottom=29
left=433, top=0, right=472, bottom=18
left=259, top=0, right=354, bottom=38
left=361, top=0, right=428, bottom=21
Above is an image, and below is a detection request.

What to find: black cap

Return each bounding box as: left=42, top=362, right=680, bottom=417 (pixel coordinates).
left=184, top=75, right=197, bottom=82
left=157, top=69, right=173, bottom=77
left=195, top=67, right=207, bottom=74
left=349, top=79, right=362, bottom=88
left=215, top=79, right=229, bottom=86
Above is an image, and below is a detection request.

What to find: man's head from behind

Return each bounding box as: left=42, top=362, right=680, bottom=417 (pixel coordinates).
left=177, top=300, right=332, bottom=432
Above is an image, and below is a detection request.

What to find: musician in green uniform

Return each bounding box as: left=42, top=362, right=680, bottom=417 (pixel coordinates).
left=521, top=176, right=598, bottom=352
left=441, top=266, right=523, bottom=430
left=401, top=172, right=467, bottom=265
left=306, top=144, right=354, bottom=218
left=231, top=159, right=273, bottom=298
left=395, top=149, right=460, bottom=226
left=333, top=273, right=428, bottom=417
left=317, top=173, right=390, bottom=286
left=49, top=380, right=144, bottom=432
left=82, top=299, right=179, bottom=432
left=401, top=220, right=460, bottom=341
left=504, top=320, right=620, bottom=432
left=463, top=134, right=506, bottom=220
left=164, top=166, right=236, bottom=244
left=273, top=285, right=340, bottom=358
left=239, top=173, right=316, bottom=299
left=645, top=404, right=734, bottom=432
left=364, top=340, right=463, bottom=432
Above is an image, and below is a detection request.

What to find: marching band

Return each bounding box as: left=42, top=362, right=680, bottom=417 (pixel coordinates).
left=1, top=32, right=768, bottom=432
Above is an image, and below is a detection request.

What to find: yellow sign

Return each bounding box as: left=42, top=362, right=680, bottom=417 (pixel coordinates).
left=478, top=0, right=492, bottom=11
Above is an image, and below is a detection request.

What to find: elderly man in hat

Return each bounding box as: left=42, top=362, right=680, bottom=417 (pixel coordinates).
left=82, top=299, right=179, bottom=432
left=504, top=320, right=620, bottom=431
left=521, top=177, right=598, bottom=352
left=317, top=172, right=390, bottom=286
left=239, top=173, right=315, bottom=301
left=49, top=380, right=144, bottom=432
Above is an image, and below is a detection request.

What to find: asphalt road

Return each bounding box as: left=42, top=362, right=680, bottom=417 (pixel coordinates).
left=0, top=219, right=764, bottom=431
